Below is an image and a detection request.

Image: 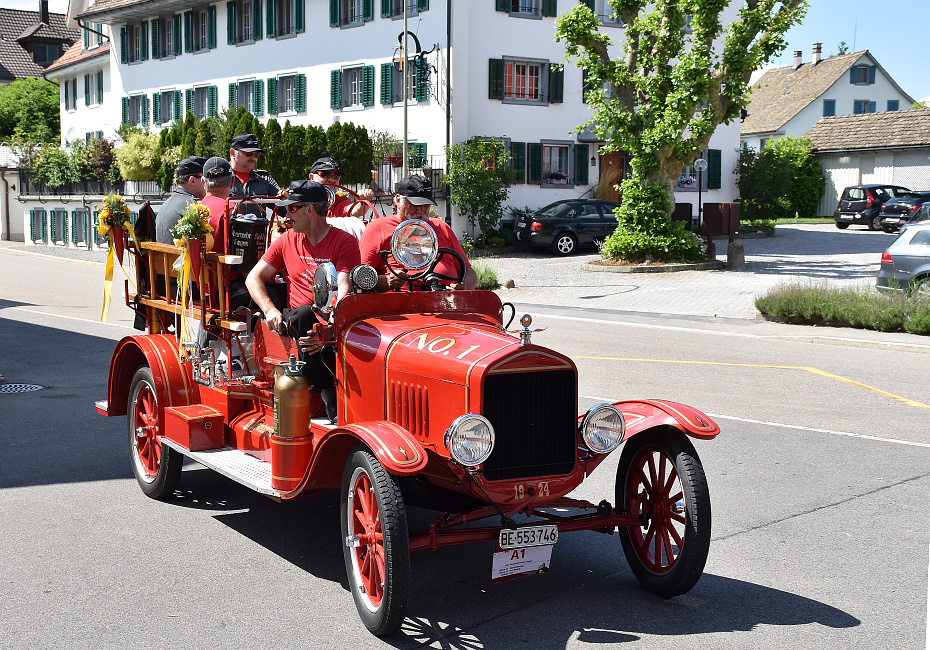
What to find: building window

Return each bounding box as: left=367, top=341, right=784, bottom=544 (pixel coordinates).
left=393, top=61, right=416, bottom=102
left=157, top=16, right=175, bottom=57
left=278, top=75, right=297, bottom=112
left=676, top=149, right=722, bottom=190
left=129, top=24, right=141, bottom=62
left=84, top=72, right=102, bottom=107
left=542, top=143, right=571, bottom=185
left=238, top=80, right=255, bottom=111
left=276, top=0, right=296, bottom=36
left=505, top=59, right=541, bottom=101
left=330, top=67, right=372, bottom=109
left=238, top=0, right=253, bottom=41
left=758, top=138, right=767, bottom=150
left=33, top=45, right=60, bottom=65
left=851, top=64, right=874, bottom=85
left=83, top=22, right=104, bottom=50
left=193, top=86, right=209, bottom=117
left=490, top=57, right=559, bottom=104
left=342, top=0, right=363, bottom=25
left=592, top=0, right=622, bottom=25
left=887, top=100, right=900, bottom=112
left=196, top=9, right=209, bottom=50
left=128, top=95, right=142, bottom=125
left=853, top=100, right=876, bottom=114
left=823, top=99, right=835, bottom=116
left=158, top=90, right=175, bottom=124
left=344, top=67, right=364, bottom=108
left=390, top=0, right=418, bottom=17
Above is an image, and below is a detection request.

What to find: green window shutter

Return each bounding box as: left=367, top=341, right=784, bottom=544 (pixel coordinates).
left=581, top=0, right=594, bottom=9
left=296, top=0, right=305, bottom=32
left=84, top=74, right=90, bottom=106
left=208, top=6, right=217, bottom=48
left=330, top=0, right=339, bottom=26
left=573, top=144, right=589, bottom=185
left=120, top=26, right=128, bottom=63
left=72, top=78, right=77, bottom=108
left=122, top=97, right=129, bottom=124
left=266, top=0, right=275, bottom=37
left=582, top=67, right=594, bottom=103
left=152, top=19, right=160, bottom=58
left=381, top=0, right=390, bottom=18
left=361, top=66, right=374, bottom=106
left=495, top=0, right=508, bottom=11
left=140, top=21, right=148, bottom=60
left=97, top=130, right=103, bottom=139
left=185, top=88, right=194, bottom=114
left=330, top=69, right=341, bottom=109
left=417, top=0, right=429, bottom=10
left=95, top=23, right=103, bottom=45
left=227, top=1, right=236, bottom=44
left=70, top=211, right=77, bottom=244
left=527, top=143, right=542, bottom=183
left=707, top=149, right=721, bottom=189
left=512, top=142, right=525, bottom=183
left=153, top=92, right=161, bottom=124
left=415, top=58, right=429, bottom=101
left=64, top=80, right=70, bottom=110
left=296, top=74, right=306, bottom=111
left=173, top=14, right=183, bottom=54
left=229, top=82, right=237, bottom=108
left=549, top=64, right=563, bottom=103
left=363, top=0, right=373, bottom=21
left=253, top=79, right=264, bottom=115
left=141, top=94, right=149, bottom=126
left=869, top=66, right=876, bottom=84
left=208, top=85, right=218, bottom=116
left=97, top=70, right=103, bottom=104
left=380, top=62, right=393, bottom=104
left=84, top=27, right=90, bottom=49
left=542, top=0, right=557, bottom=16
left=173, top=90, right=182, bottom=121
left=267, top=77, right=278, bottom=114
left=184, top=11, right=193, bottom=52
left=488, top=59, right=504, bottom=100
left=409, top=142, right=426, bottom=168
left=253, top=0, right=263, bottom=39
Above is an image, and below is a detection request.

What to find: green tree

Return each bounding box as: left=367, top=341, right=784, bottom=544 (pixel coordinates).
left=261, top=118, right=284, bottom=183
left=114, top=131, right=159, bottom=181
left=835, top=40, right=849, bottom=56
left=913, top=100, right=928, bottom=110
left=325, top=122, right=373, bottom=185
left=445, top=138, right=514, bottom=245
left=31, top=144, right=73, bottom=188
left=302, top=124, right=328, bottom=178
left=555, top=0, right=807, bottom=261
left=764, top=135, right=824, bottom=219
left=735, top=146, right=792, bottom=221
left=180, top=112, right=198, bottom=157
left=0, top=78, right=61, bottom=143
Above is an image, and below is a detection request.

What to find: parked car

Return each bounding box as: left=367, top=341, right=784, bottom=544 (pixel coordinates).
left=878, top=191, right=930, bottom=233
left=875, top=222, right=930, bottom=298
left=834, top=184, right=911, bottom=231
left=515, top=199, right=621, bottom=255
left=899, top=203, right=930, bottom=234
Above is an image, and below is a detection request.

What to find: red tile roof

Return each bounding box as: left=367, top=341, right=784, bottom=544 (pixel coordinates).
left=45, top=40, right=109, bottom=73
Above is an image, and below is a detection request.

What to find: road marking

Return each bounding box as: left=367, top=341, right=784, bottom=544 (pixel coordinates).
left=573, top=356, right=930, bottom=409
left=580, top=396, right=930, bottom=448
left=5, top=306, right=136, bottom=330
left=0, top=246, right=104, bottom=266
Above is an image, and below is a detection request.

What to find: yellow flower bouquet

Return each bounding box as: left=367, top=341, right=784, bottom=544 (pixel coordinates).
left=170, top=202, right=215, bottom=248
left=98, top=193, right=140, bottom=323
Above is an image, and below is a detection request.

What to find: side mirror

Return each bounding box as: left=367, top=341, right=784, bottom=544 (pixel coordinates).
left=312, top=262, right=338, bottom=312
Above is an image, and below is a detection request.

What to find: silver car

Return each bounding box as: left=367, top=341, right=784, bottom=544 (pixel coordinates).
left=876, top=223, right=930, bottom=297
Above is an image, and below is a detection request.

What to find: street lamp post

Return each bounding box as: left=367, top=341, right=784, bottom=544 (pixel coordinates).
left=694, top=157, right=708, bottom=235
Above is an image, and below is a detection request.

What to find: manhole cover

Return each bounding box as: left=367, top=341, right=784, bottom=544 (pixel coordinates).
left=0, top=383, right=44, bottom=393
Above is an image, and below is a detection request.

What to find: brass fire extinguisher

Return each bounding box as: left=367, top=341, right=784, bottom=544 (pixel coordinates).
left=274, top=355, right=310, bottom=438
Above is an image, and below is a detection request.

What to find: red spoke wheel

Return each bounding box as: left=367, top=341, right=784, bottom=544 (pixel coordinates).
left=341, top=449, right=409, bottom=636
left=616, top=429, right=710, bottom=597
left=128, top=366, right=182, bottom=499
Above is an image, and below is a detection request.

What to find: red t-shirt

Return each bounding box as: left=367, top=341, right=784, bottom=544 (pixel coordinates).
left=359, top=215, right=470, bottom=289
left=202, top=195, right=230, bottom=253
left=262, top=226, right=360, bottom=309
left=328, top=192, right=355, bottom=218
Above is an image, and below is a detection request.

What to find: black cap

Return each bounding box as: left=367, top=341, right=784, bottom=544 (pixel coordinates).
left=275, top=179, right=331, bottom=206
left=176, top=156, right=206, bottom=178
left=230, top=133, right=261, bottom=152
left=395, top=174, right=436, bottom=206
left=310, top=157, right=341, bottom=174
left=203, top=156, right=232, bottom=179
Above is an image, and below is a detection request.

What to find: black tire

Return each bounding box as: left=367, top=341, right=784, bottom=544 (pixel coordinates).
left=616, top=429, right=710, bottom=598
left=341, top=448, right=409, bottom=636
left=835, top=222, right=849, bottom=229
left=552, top=232, right=578, bottom=256
left=128, top=366, right=183, bottom=499
left=881, top=225, right=895, bottom=233
left=869, top=214, right=882, bottom=231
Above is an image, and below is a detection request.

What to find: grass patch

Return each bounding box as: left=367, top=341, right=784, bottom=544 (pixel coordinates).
left=739, top=219, right=776, bottom=235
left=755, top=280, right=930, bottom=335
left=473, top=263, right=501, bottom=290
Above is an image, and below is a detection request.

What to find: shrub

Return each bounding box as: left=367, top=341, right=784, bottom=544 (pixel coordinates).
left=114, top=131, right=159, bottom=181
left=445, top=138, right=515, bottom=246
left=472, top=263, right=500, bottom=290
left=31, top=144, right=73, bottom=188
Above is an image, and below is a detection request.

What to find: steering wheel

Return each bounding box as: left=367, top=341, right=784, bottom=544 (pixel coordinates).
left=381, top=247, right=467, bottom=290
left=332, top=184, right=380, bottom=222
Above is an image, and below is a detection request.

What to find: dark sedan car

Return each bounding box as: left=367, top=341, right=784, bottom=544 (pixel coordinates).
left=834, top=184, right=911, bottom=231
left=879, top=191, right=930, bottom=232
left=876, top=223, right=930, bottom=298
left=515, top=199, right=621, bottom=255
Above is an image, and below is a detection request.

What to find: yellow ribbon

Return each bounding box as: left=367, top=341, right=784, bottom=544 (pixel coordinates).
left=100, top=231, right=114, bottom=322
left=177, top=242, right=193, bottom=360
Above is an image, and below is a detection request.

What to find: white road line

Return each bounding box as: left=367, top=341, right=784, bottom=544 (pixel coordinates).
left=6, top=306, right=136, bottom=330
left=539, top=313, right=759, bottom=338
left=579, top=395, right=930, bottom=449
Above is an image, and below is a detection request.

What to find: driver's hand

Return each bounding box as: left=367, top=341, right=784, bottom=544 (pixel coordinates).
left=357, top=188, right=374, bottom=201
left=386, top=274, right=406, bottom=291
left=264, top=308, right=283, bottom=333
left=297, top=331, right=323, bottom=354
left=448, top=282, right=467, bottom=291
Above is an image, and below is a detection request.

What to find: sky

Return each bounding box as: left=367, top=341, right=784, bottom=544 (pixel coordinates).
left=3, top=0, right=928, bottom=103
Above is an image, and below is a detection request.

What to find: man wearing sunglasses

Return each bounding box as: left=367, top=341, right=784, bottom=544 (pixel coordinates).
left=245, top=180, right=360, bottom=424
left=309, top=157, right=373, bottom=225
left=229, top=133, right=281, bottom=218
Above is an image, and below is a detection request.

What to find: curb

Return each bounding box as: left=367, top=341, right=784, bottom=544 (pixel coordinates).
left=582, top=260, right=726, bottom=273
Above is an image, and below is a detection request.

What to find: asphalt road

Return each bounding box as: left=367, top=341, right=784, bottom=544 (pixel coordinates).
left=1, top=230, right=928, bottom=649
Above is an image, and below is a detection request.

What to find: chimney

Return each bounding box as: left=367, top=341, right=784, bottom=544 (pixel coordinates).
left=38, top=0, right=49, bottom=24
left=812, top=42, right=822, bottom=66
left=793, top=51, right=803, bottom=70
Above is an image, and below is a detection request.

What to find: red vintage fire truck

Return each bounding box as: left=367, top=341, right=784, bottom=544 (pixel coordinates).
left=97, top=201, right=718, bottom=636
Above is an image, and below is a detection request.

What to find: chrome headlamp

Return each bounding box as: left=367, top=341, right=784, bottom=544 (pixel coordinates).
left=391, top=219, right=438, bottom=270
left=444, top=414, right=495, bottom=467
left=580, top=404, right=625, bottom=454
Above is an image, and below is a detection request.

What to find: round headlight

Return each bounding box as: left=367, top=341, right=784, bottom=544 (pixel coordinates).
left=581, top=404, right=625, bottom=454
left=444, top=414, right=495, bottom=467
left=391, top=219, right=438, bottom=270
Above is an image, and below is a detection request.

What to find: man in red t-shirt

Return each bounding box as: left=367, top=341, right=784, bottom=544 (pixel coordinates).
left=246, top=180, right=360, bottom=422
left=359, top=175, right=477, bottom=292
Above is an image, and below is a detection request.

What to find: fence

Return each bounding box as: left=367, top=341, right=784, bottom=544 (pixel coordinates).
left=26, top=203, right=156, bottom=250
left=18, top=170, right=165, bottom=200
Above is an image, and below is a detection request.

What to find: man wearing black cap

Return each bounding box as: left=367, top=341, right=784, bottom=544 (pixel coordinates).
left=309, top=157, right=373, bottom=221
left=245, top=180, right=361, bottom=423
left=359, top=174, right=477, bottom=292
left=229, top=133, right=280, bottom=218
left=154, top=156, right=206, bottom=245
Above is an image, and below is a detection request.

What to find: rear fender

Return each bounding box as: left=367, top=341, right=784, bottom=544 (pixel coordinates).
left=615, top=399, right=719, bottom=441
left=103, top=335, right=199, bottom=416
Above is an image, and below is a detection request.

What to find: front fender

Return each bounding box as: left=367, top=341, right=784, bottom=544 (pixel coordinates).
left=103, top=334, right=199, bottom=416
left=616, top=399, right=719, bottom=441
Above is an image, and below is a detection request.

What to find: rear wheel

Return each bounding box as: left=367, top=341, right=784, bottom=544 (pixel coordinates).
left=616, top=429, right=710, bottom=597
left=869, top=214, right=883, bottom=231
left=552, top=233, right=578, bottom=256
left=341, top=449, right=409, bottom=636
left=835, top=222, right=849, bottom=230
left=128, top=366, right=183, bottom=499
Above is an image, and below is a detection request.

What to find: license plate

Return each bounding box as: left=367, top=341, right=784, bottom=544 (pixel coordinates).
left=498, top=525, right=558, bottom=549
left=516, top=222, right=526, bottom=228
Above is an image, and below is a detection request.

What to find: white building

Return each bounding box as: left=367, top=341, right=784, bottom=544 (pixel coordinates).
left=41, top=0, right=740, bottom=239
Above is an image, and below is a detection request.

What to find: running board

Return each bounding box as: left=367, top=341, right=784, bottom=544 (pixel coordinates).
left=161, top=438, right=280, bottom=498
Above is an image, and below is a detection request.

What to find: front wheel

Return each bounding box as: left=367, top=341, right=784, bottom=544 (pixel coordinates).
left=869, top=214, right=883, bottom=231
left=552, top=233, right=578, bottom=256
left=835, top=222, right=849, bottom=230
left=341, top=449, right=409, bottom=636
left=616, top=429, right=710, bottom=597
left=128, top=366, right=183, bottom=499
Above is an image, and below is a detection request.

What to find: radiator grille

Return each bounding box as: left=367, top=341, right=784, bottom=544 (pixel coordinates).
left=389, top=380, right=429, bottom=438
left=481, top=369, right=576, bottom=481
